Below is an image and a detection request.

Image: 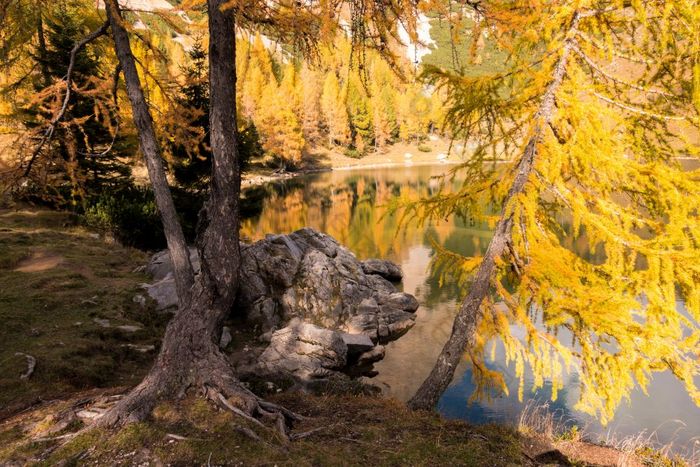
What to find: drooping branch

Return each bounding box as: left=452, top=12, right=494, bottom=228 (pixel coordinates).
left=592, top=91, right=687, bottom=121
left=22, top=21, right=110, bottom=178
left=104, top=0, right=194, bottom=305
left=407, top=11, right=582, bottom=411
left=571, top=42, right=674, bottom=98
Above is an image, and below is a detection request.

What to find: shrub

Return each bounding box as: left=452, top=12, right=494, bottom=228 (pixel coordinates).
left=344, top=147, right=364, bottom=159
left=83, top=188, right=165, bottom=250
left=417, top=144, right=432, bottom=153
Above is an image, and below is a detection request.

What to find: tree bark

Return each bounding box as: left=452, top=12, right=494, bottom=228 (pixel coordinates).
left=407, top=12, right=581, bottom=411
left=104, top=0, right=194, bottom=306
left=97, top=0, right=296, bottom=431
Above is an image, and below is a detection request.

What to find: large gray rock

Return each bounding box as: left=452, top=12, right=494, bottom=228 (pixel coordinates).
left=141, top=274, right=178, bottom=311
left=143, top=228, right=419, bottom=384
left=238, top=228, right=417, bottom=341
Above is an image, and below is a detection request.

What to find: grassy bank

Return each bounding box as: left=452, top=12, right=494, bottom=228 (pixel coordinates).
left=0, top=208, right=166, bottom=418
left=0, top=207, right=680, bottom=466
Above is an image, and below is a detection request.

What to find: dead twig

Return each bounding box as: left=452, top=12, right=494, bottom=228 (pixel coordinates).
left=289, top=424, right=338, bottom=441
left=15, top=352, right=36, bottom=380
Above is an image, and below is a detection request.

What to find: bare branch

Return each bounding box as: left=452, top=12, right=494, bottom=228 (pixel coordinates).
left=592, top=92, right=686, bottom=121
left=571, top=42, right=675, bottom=98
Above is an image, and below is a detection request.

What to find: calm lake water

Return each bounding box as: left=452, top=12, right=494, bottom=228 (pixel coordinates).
left=240, top=164, right=700, bottom=457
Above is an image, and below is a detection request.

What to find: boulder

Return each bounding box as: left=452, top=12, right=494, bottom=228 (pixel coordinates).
left=237, top=228, right=417, bottom=341
left=141, top=273, right=178, bottom=311
left=143, top=228, right=420, bottom=385
left=146, top=247, right=199, bottom=282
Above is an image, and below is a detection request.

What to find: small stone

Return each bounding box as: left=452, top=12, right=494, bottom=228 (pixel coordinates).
left=117, top=325, right=142, bottom=333
left=220, top=326, right=232, bottom=349
left=358, top=345, right=385, bottom=365
left=132, top=294, right=146, bottom=307
left=93, top=318, right=110, bottom=328
left=123, top=344, right=155, bottom=353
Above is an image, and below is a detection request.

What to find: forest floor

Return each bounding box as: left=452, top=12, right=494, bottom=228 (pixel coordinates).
left=0, top=208, right=681, bottom=466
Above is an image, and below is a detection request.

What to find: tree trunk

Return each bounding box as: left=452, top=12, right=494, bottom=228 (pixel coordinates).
left=407, top=12, right=581, bottom=411
left=104, top=0, right=194, bottom=307
left=97, top=0, right=296, bottom=431
left=36, top=13, right=51, bottom=87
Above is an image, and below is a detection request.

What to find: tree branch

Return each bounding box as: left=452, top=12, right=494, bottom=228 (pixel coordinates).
left=571, top=42, right=675, bottom=98
left=592, top=92, right=686, bottom=121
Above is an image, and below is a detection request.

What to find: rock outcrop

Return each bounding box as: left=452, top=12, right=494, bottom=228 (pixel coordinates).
left=238, top=228, right=417, bottom=342
left=142, top=228, right=419, bottom=385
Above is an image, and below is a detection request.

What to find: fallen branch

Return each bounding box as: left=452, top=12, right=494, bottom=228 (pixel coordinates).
left=15, top=352, right=36, bottom=380
left=289, top=424, right=337, bottom=441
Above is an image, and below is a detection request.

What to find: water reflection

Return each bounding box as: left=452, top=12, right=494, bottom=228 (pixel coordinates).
left=240, top=165, right=700, bottom=456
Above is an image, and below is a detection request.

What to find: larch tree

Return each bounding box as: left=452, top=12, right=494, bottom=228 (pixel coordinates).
left=321, top=71, right=350, bottom=146
left=370, top=59, right=399, bottom=149
left=405, top=0, right=700, bottom=425
left=347, top=72, right=374, bottom=153
left=257, top=77, right=305, bottom=167
left=299, top=63, right=323, bottom=145
left=0, top=0, right=129, bottom=202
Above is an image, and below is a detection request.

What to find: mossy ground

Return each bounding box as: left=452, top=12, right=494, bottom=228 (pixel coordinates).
left=0, top=393, right=527, bottom=466
left=0, top=208, right=166, bottom=418
left=0, top=207, right=675, bottom=466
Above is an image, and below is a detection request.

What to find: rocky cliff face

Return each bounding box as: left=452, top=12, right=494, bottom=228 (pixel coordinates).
left=143, top=228, right=418, bottom=386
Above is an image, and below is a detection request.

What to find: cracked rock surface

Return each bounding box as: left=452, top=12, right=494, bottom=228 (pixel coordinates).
left=143, top=228, right=419, bottom=385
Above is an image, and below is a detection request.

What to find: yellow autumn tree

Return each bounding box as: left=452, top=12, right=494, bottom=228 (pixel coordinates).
left=404, top=0, right=700, bottom=426
left=321, top=71, right=350, bottom=146
left=240, top=33, right=274, bottom=121
left=257, top=77, right=305, bottom=167
left=370, top=59, right=399, bottom=149
left=299, top=63, right=323, bottom=145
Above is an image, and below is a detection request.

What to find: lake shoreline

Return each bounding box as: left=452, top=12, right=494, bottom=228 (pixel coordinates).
left=242, top=138, right=465, bottom=188
left=241, top=160, right=464, bottom=188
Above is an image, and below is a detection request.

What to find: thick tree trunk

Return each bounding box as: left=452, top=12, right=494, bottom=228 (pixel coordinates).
left=98, top=0, right=296, bottom=431
left=104, top=0, right=194, bottom=306
left=407, top=12, right=580, bottom=411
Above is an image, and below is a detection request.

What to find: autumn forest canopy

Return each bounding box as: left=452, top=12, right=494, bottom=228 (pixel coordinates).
left=0, top=0, right=699, bottom=451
